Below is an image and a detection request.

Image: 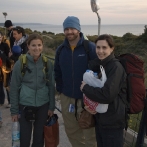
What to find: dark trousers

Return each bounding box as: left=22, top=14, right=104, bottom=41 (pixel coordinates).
left=0, top=81, right=5, bottom=104
left=6, top=88, right=10, bottom=104
left=2, top=71, right=11, bottom=104
left=19, top=103, right=49, bottom=147
left=95, top=125, right=124, bottom=147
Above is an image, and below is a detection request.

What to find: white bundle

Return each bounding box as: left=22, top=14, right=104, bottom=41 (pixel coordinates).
left=83, top=65, right=108, bottom=113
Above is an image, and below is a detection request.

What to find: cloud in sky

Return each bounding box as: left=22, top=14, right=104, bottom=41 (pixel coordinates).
left=0, top=0, right=147, bottom=25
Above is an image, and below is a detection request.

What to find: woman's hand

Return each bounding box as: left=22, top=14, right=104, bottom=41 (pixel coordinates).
left=48, top=110, right=54, bottom=117
left=84, top=106, right=97, bottom=115
left=11, top=115, right=19, bottom=122
left=80, top=81, right=86, bottom=92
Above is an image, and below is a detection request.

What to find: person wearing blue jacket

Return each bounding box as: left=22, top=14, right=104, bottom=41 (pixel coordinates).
left=54, top=16, right=97, bottom=147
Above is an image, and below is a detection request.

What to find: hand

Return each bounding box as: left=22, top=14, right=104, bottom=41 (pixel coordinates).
left=11, top=115, right=19, bottom=122
left=48, top=110, right=54, bottom=117
left=80, top=81, right=86, bottom=92
left=84, top=106, right=97, bottom=115
left=9, top=51, right=13, bottom=57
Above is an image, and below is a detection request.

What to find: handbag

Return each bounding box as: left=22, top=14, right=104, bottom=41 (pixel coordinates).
left=78, top=109, right=95, bottom=129
left=24, top=106, right=37, bottom=122
left=44, top=114, right=59, bottom=147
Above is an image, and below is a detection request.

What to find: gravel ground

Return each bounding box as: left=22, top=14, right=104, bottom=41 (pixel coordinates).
left=0, top=97, right=71, bottom=147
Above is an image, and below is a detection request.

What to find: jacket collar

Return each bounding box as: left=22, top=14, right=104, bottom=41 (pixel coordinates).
left=26, top=53, right=42, bottom=63
left=88, top=53, right=115, bottom=72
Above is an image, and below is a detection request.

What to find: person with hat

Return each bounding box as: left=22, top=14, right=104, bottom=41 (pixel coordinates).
left=54, top=16, right=97, bottom=147
left=4, top=20, right=15, bottom=49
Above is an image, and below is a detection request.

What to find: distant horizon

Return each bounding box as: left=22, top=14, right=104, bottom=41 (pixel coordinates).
left=0, top=22, right=146, bottom=26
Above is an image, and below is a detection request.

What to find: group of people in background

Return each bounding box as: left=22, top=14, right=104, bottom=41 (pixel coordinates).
left=0, top=16, right=127, bottom=147
left=0, top=20, right=28, bottom=127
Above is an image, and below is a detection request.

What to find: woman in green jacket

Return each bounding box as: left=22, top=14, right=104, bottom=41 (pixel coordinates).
left=10, top=33, right=55, bottom=147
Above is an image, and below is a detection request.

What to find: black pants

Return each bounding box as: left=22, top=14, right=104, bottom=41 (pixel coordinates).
left=19, top=103, right=49, bottom=147
left=0, top=81, right=5, bottom=104
left=6, top=88, right=10, bottom=104
left=95, top=125, right=124, bottom=147
left=2, top=71, right=11, bottom=104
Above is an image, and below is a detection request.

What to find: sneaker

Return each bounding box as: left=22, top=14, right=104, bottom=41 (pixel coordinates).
left=0, top=121, right=2, bottom=128
left=6, top=104, right=11, bottom=108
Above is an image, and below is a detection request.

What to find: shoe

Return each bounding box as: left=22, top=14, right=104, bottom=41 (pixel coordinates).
left=0, top=104, right=3, bottom=107
left=6, top=104, right=11, bottom=108
left=0, top=121, right=2, bottom=128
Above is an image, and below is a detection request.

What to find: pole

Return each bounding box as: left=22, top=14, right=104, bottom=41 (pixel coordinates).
left=96, top=12, right=101, bottom=36
left=4, top=16, right=6, bottom=36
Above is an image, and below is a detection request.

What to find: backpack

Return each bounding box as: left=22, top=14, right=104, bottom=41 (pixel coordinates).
left=19, top=54, right=49, bottom=78
left=117, top=53, right=146, bottom=114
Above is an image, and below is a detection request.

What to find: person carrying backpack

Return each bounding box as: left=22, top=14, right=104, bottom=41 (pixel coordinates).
left=0, top=31, right=11, bottom=106
left=80, top=34, right=127, bottom=147
left=9, top=33, right=55, bottom=147
left=54, top=16, right=97, bottom=147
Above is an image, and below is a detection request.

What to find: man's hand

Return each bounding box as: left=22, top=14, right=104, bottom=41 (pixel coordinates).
left=11, top=115, right=19, bottom=122
left=84, top=106, right=97, bottom=115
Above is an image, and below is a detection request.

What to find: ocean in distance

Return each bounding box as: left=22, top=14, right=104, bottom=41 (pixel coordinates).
left=2, top=23, right=145, bottom=37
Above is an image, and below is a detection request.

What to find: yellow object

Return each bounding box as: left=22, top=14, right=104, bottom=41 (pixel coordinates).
left=70, top=46, right=76, bottom=51
left=2, top=36, right=10, bottom=49
left=19, top=54, right=49, bottom=77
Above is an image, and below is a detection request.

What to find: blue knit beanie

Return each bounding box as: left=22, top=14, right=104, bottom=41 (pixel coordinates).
left=63, top=16, right=81, bottom=32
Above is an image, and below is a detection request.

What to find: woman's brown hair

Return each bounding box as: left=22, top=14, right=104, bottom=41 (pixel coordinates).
left=95, top=34, right=115, bottom=48
left=27, top=33, right=43, bottom=45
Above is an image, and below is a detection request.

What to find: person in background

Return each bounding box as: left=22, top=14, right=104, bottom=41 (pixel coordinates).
left=10, top=26, right=28, bottom=63
left=0, top=31, right=11, bottom=107
left=10, top=33, right=55, bottom=147
left=4, top=20, right=15, bottom=49
left=54, top=16, right=97, bottom=147
left=80, top=34, right=126, bottom=147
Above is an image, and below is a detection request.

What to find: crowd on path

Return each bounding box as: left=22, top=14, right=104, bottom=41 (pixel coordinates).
left=0, top=16, right=128, bottom=147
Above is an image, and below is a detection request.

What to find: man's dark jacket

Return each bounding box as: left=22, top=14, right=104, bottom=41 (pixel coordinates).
left=54, top=33, right=97, bottom=99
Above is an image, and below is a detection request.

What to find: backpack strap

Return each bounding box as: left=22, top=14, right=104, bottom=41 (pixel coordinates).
left=42, top=55, right=49, bottom=82
left=56, top=44, right=64, bottom=62
left=19, top=54, right=31, bottom=77
left=82, top=40, right=90, bottom=61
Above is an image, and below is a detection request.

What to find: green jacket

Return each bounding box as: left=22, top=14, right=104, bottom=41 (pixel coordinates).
left=10, top=53, right=55, bottom=115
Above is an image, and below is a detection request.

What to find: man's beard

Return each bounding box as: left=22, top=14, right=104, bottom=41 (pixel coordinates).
left=65, top=33, right=79, bottom=41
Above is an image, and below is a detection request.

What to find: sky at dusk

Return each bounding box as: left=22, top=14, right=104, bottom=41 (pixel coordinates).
left=0, top=0, right=147, bottom=25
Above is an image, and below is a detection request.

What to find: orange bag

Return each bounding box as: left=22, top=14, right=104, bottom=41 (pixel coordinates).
left=44, top=114, right=59, bottom=147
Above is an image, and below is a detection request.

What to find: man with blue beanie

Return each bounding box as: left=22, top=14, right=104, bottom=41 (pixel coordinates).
left=54, top=16, right=97, bottom=147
